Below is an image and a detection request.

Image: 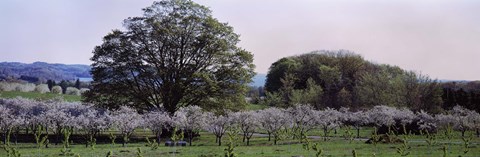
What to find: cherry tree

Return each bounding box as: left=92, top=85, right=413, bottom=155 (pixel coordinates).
left=41, top=103, right=74, bottom=145
left=173, top=105, right=206, bottom=146
left=367, top=106, right=397, bottom=133
left=258, top=107, right=288, bottom=145
left=144, top=111, right=172, bottom=144
left=343, top=110, right=370, bottom=138
left=0, top=105, right=14, bottom=144
left=287, top=105, right=316, bottom=141
left=450, top=106, right=476, bottom=137
left=468, top=111, right=480, bottom=137
left=315, top=108, right=342, bottom=140
left=416, top=110, right=436, bottom=132
left=393, top=108, right=416, bottom=133
left=111, top=106, right=143, bottom=147
left=75, top=107, right=111, bottom=147
left=204, top=112, right=230, bottom=146
left=231, top=111, right=259, bottom=146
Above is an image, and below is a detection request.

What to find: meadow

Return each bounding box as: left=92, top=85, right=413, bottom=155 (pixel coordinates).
left=1, top=129, right=479, bottom=157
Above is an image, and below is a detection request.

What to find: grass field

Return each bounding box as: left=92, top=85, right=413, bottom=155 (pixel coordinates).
left=0, top=91, right=82, bottom=102
left=1, top=129, right=479, bottom=157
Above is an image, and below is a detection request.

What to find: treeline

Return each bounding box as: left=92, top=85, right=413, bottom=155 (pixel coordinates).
left=442, top=81, right=480, bottom=113
left=263, top=50, right=446, bottom=113
left=0, top=79, right=90, bottom=96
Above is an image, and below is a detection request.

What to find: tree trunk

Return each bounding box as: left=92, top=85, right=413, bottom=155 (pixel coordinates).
left=268, top=133, right=271, bottom=141
left=218, top=136, right=222, bottom=146
left=246, top=138, right=250, bottom=146
left=324, top=128, right=328, bottom=141
left=14, top=130, right=18, bottom=145
left=189, top=132, right=193, bottom=146
left=476, top=129, right=479, bottom=137
left=157, top=134, right=161, bottom=144
left=462, top=130, right=465, bottom=137
left=55, top=132, right=60, bottom=145
left=243, top=133, right=246, bottom=142
left=357, top=128, right=360, bottom=138
left=274, top=136, right=277, bottom=145
left=2, top=132, right=5, bottom=145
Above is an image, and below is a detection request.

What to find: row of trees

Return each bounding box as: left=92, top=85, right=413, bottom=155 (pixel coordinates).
left=1, top=98, right=479, bottom=148
left=265, top=50, right=444, bottom=113
left=0, top=81, right=88, bottom=96
left=442, top=81, right=480, bottom=113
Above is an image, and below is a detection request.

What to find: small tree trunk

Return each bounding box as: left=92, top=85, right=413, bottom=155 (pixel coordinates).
left=188, top=132, right=193, bottom=146
left=357, top=128, right=360, bottom=138
left=274, top=136, right=277, bottom=145
left=268, top=133, right=271, bottom=141
left=323, top=128, right=328, bottom=141
left=218, top=136, right=222, bottom=146
left=246, top=138, right=250, bottom=146
left=14, top=130, right=18, bottom=145
left=157, top=134, right=161, bottom=144
left=476, top=129, right=479, bottom=137
left=462, top=130, right=465, bottom=137
left=243, top=133, right=246, bottom=142
left=2, top=132, right=5, bottom=145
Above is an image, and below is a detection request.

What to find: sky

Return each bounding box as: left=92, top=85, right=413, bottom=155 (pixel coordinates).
left=1, top=0, right=479, bottom=80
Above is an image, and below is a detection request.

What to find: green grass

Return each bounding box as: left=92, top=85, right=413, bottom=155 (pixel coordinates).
left=1, top=130, right=479, bottom=157
left=0, top=91, right=82, bottom=102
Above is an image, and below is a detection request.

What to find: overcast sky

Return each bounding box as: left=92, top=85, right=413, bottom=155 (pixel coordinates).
left=1, top=0, right=479, bottom=80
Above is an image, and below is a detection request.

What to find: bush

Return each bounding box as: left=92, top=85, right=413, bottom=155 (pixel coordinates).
left=0, top=82, right=17, bottom=91
left=14, top=83, right=35, bottom=92
left=79, top=88, right=90, bottom=95
left=65, top=87, right=80, bottom=96
left=34, top=84, right=50, bottom=93
left=51, top=86, right=63, bottom=94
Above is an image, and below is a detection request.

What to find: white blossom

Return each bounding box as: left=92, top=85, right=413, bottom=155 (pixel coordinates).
left=231, top=110, right=260, bottom=146
left=258, top=107, right=289, bottom=144
left=144, top=111, right=172, bottom=143
left=173, top=105, right=206, bottom=145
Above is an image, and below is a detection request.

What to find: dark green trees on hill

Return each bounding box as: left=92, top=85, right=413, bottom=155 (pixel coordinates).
left=265, top=50, right=444, bottom=113
left=85, top=0, right=254, bottom=114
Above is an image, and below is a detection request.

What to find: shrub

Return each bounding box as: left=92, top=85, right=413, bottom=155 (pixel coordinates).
left=14, top=83, right=35, bottom=92
left=65, top=87, right=80, bottom=96
left=34, top=84, right=50, bottom=93
left=52, top=86, right=63, bottom=94
left=0, top=82, right=17, bottom=91
left=79, top=88, right=90, bottom=95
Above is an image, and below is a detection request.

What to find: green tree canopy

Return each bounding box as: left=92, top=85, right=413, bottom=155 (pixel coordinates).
left=85, top=0, right=255, bottom=114
left=264, top=50, right=443, bottom=112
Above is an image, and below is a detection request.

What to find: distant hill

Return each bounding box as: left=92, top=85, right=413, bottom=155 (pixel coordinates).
left=0, top=62, right=91, bottom=82
left=0, top=61, right=268, bottom=86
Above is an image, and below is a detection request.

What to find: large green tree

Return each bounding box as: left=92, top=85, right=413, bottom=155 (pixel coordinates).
left=85, top=0, right=255, bottom=114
